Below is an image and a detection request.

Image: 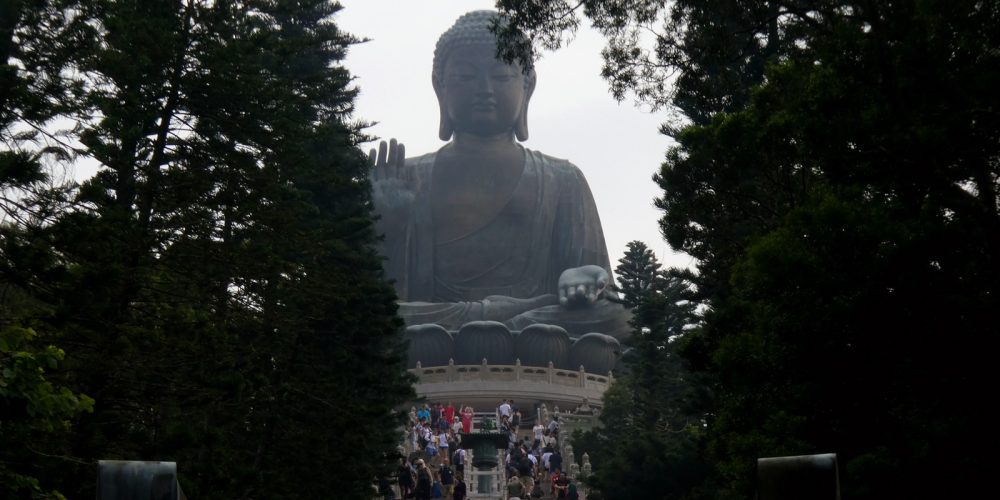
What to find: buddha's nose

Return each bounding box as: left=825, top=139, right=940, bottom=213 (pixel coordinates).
left=475, top=75, right=494, bottom=95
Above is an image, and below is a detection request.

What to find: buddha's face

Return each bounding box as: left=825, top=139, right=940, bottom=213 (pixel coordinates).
left=439, top=44, right=527, bottom=137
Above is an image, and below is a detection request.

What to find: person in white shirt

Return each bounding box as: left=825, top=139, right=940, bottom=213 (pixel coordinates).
left=436, top=429, right=449, bottom=463
left=409, top=424, right=418, bottom=450
left=498, top=400, right=512, bottom=426
left=532, top=421, right=544, bottom=442
left=542, top=430, right=556, bottom=449
left=422, top=425, right=433, bottom=451
left=453, top=447, right=466, bottom=476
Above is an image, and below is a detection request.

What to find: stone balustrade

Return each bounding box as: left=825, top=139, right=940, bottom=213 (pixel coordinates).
left=409, top=358, right=614, bottom=409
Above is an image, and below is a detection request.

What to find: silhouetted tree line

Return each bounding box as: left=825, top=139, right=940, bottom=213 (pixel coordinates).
left=1, top=1, right=412, bottom=498
left=498, top=1, right=1000, bottom=498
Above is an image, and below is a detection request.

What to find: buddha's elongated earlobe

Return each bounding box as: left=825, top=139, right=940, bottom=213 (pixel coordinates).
left=434, top=79, right=454, bottom=141
left=514, top=69, right=537, bottom=142
left=438, top=103, right=454, bottom=141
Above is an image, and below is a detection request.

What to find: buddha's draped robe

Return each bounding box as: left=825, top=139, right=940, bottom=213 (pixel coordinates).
left=373, top=147, right=628, bottom=338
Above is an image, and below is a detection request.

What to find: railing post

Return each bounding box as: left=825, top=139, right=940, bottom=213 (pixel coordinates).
left=547, top=361, right=554, bottom=384
left=467, top=449, right=476, bottom=494
left=496, top=449, right=504, bottom=493
left=448, top=358, right=455, bottom=382
left=481, top=358, right=488, bottom=381
left=515, top=358, right=521, bottom=381
left=579, top=364, right=586, bottom=388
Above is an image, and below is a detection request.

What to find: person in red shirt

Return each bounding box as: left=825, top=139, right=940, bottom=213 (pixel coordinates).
left=444, top=401, right=456, bottom=426
left=552, top=470, right=570, bottom=499
left=461, top=405, right=474, bottom=433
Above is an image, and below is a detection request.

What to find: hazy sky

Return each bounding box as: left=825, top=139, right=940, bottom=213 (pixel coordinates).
left=337, top=0, right=694, bottom=271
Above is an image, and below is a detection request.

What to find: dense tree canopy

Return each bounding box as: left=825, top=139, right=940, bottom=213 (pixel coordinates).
left=2, top=1, right=412, bottom=497
left=499, top=1, right=1000, bottom=499
left=574, top=241, right=710, bottom=500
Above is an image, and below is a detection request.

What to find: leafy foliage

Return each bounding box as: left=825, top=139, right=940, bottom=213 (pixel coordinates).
left=2, top=1, right=413, bottom=497
left=495, top=0, right=789, bottom=130
left=501, top=1, right=1000, bottom=498
left=0, top=326, right=93, bottom=500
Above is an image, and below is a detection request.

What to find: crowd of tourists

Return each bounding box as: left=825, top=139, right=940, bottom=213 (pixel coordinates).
left=390, top=399, right=579, bottom=500
left=395, top=402, right=470, bottom=500
left=496, top=400, right=578, bottom=500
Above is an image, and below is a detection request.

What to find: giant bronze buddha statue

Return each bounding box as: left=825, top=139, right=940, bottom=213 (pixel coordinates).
left=371, top=10, right=628, bottom=344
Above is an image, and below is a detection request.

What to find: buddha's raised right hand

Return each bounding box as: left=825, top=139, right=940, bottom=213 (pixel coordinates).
left=369, top=138, right=408, bottom=182
left=369, top=138, right=413, bottom=208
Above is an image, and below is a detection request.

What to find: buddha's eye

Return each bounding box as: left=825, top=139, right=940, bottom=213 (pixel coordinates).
left=445, top=61, right=480, bottom=83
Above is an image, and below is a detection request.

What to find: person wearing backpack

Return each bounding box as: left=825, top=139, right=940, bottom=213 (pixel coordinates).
left=517, top=454, right=534, bottom=494
left=452, top=447, right=466, bottom=476
left=452, top=473, right=467, bottom=500
left=439, top=460, right=454, bottom=498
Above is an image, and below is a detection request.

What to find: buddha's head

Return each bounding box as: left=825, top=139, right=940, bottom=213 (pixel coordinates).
left=433, top=10, right=536, bottom=142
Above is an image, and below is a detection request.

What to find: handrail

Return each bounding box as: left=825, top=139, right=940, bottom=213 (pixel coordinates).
left=410, top=358, right=614, bottom=390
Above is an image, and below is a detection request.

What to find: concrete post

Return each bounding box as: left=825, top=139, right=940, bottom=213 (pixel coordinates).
left=756, top=453, right=840, bottom=500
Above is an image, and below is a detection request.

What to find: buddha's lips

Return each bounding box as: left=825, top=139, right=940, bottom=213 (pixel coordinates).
left=471, top=102, right=496, bottom=111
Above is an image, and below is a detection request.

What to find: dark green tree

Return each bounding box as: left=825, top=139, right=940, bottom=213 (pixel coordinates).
left=573, top=244, right=710, bottom=500
left=499, top=1, right=1000, bottom=498
left=2, top=1, right=413, bottom=497
left=612, top=240, right=662, bottom=309
left=2, top=2, right=100, bottom=497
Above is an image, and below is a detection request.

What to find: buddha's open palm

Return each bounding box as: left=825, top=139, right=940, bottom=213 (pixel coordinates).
left=370, top=138, right=410, bottom=180
left=369, top=139, right=413, bottom=207
left=558, top=265, right=609, bottom=307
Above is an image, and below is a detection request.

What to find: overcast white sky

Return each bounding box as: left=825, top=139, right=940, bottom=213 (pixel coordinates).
left=337, top=0, right=693, bottom=271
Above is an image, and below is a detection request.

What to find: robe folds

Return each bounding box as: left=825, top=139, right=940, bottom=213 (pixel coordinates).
left=373, top=147, right=628, bottom=337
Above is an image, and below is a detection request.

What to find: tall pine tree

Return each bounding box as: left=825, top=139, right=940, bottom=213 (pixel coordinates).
left=574, top=243, right=709, bottom=500
left=2, top=1, right=413, bottom=497
left=613, top=240, right=662, bottom=309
